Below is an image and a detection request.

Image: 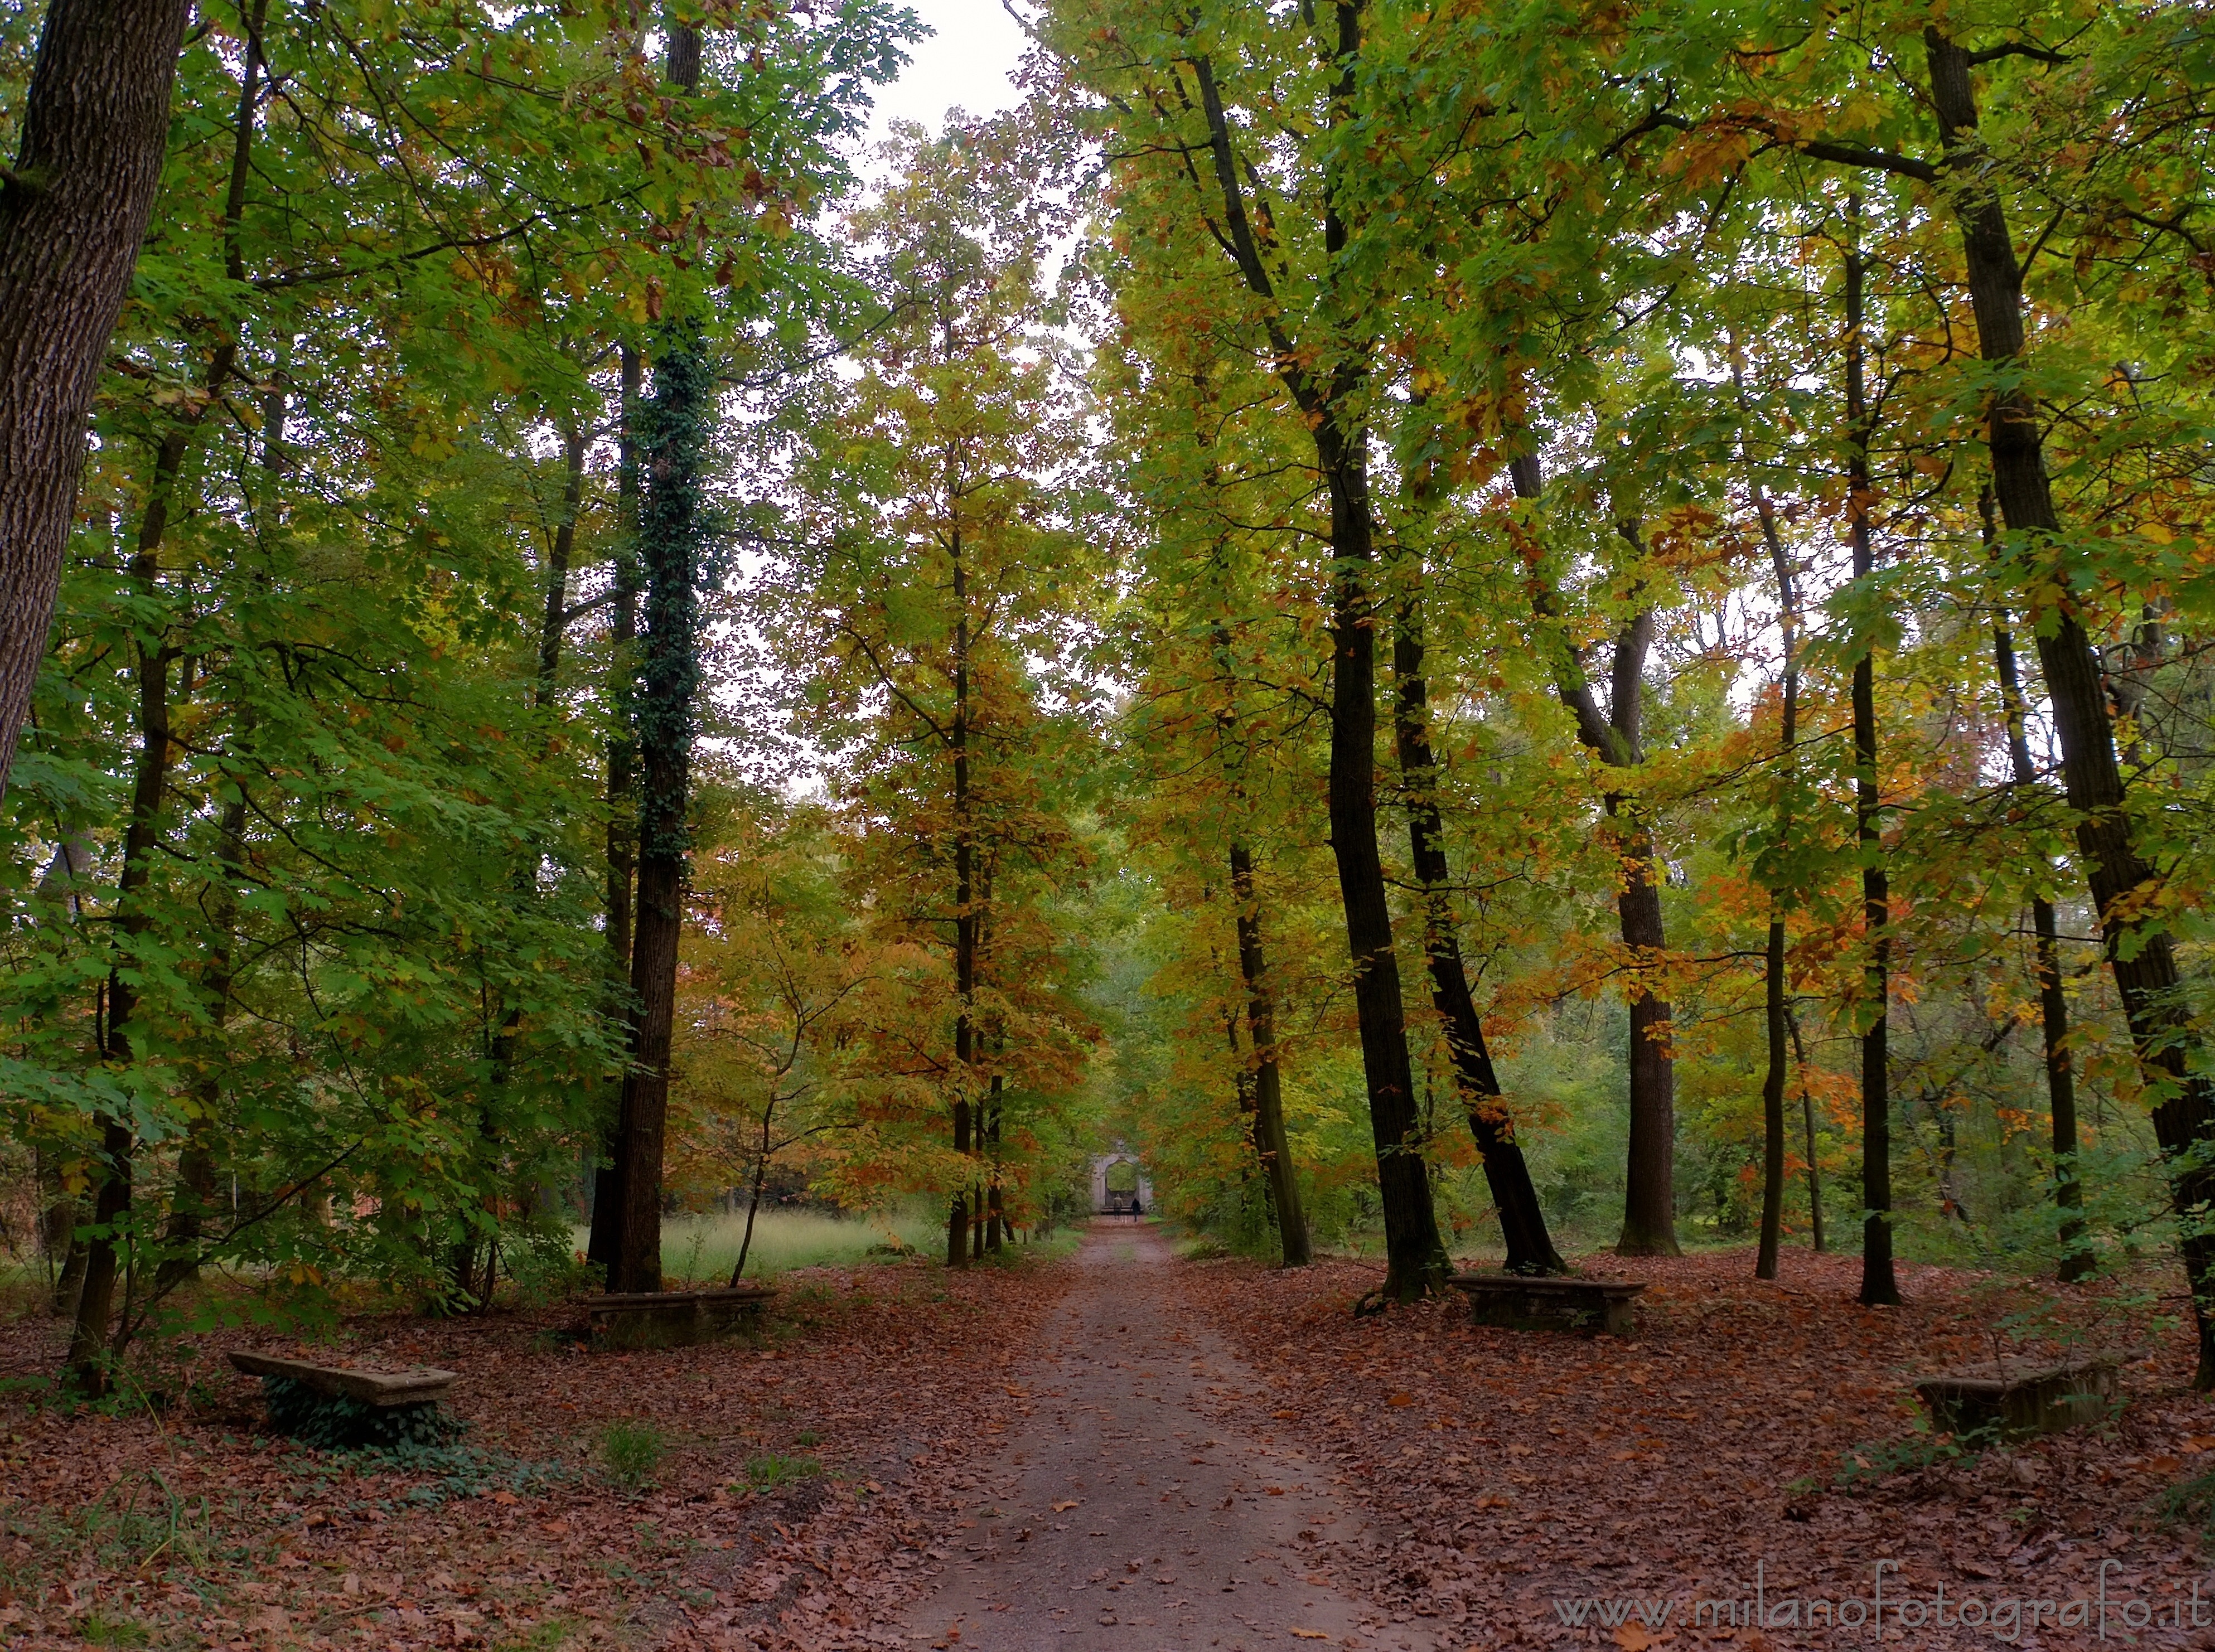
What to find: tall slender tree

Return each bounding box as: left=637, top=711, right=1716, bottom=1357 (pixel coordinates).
left=1842, top=197, right=1900, bottom=1309
left=603, top=22, right=712, bottom=1296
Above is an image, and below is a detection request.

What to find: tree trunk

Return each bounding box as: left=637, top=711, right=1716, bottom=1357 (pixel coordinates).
left=606, top=23, right=710, bottom=1296
left=1188, top=20, right=1447, bottom=1303
left=730, top=1093, right=772, bottom=1285
left=1225, top=1000, right=1271, bottom=1232
left=1750, top=463, right=1800, bottom=1281
left=52, top=1227, right=88, bottom=1319
left=986, top=1077, right=1005, bottom=1253
left=1923, top=33, right=2215, bottom=1356
left=1388, top=596, right=1563, bottom=1274
left=0, top=0, right=194, bottom=803
left=589, top=346, right=642, bottom=1272
left=1316, top=421, right=1450, bottom=1304
left=1507, top=455, right=1679, bottom=1257
left=1758, top=917, right=1788, bottom=1280
left=70, top=608, right=173, bottom=1390
left=1787, top=1006, right=1825, bottom=1252
left=534, top=424, right=588, bottom=716
left=1844, top=196, right=1900, bottom=1308
left=608, top=336, right=708, bottom=1293
left=1614, top=832, right=1679, bottom=1257
left=1922, top=32, right=2161, bottom=1284
left=1229, top=840, right=1313, bottom=1267
left=67, top=409, right=187, bottom=1389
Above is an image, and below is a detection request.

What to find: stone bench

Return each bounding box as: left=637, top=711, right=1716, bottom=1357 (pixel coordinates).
left=1914, top=1355, right=2117, bottom=1441
left=228, top=1351, right=457, bottom=1407
left=579, top=1284, right=776, bottom=1350
left=1449, top=1272, right=1645, bottom=1336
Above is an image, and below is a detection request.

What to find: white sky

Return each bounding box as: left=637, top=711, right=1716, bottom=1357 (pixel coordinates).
left=862, top=0, right=1030, bottom=146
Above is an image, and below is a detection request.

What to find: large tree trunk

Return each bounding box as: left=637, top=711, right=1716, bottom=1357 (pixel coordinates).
left=1844, top=198, right=1901, bottom=1308
left=1388, top=595, right=1563, bottom=1275
left=0, top=0, right=194, bottom=803
left=1614, top=824, right=1679, bottom=1257
left=607, top=340, right=709, bottom=1292
left=1229, top=840, right=1313, bottom=1267
left=1923, top=40, right=2190, bottom=1321
left=606, top=23, right=711, bottom=1296
left=1316, top=420, right=1450, bottom=1304
left=1507, top=454, right=1680, bottom=1256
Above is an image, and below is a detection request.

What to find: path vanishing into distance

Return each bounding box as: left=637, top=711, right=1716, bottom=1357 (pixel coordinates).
left=899, top=1224, right=1438, bottom=1652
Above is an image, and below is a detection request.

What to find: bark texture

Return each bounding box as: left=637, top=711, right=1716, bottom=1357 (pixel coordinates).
left=0, top=0, right=193, bottom=801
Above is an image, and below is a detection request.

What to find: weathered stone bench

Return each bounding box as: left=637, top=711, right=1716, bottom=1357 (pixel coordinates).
left=230, top=1351, right=461, bottom=1447
left=1914, top=1355, right=2117, bottom=1441
left=228, top=1350, right=457, bottom=1406
left=1449, top=1273, right=1645, bottom=1336
left=579, top=1284, right=775, bottom=1350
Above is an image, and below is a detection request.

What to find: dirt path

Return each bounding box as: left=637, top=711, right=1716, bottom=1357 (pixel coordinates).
left=898, top=1224, right=1437, bottom=1652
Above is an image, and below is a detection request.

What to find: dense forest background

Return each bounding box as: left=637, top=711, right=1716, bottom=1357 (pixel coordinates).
left=4, top=0, right=2215, bottom=1389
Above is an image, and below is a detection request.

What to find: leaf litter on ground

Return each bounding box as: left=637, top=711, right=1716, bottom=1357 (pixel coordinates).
left=5, top=1241, right=2214, bottom=1649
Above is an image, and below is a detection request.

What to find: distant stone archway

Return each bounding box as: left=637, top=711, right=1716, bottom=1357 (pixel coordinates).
left=1090, top=1146, right=1153, bottom=1215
